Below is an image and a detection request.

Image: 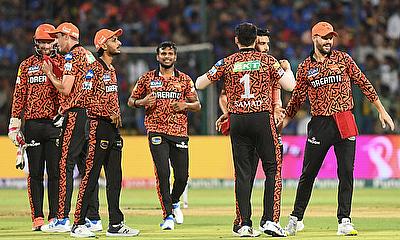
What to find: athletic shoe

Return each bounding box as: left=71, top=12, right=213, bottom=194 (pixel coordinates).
left=232, top=224, right=241, bottom=236
left=160, top=215, right=174, bottom=230
left=41, top=217, right=71, bottom=233
left=285, top=215, right=298, bottom=236
left=297, top=220, right=304, bottom=231
left=70, top=224, right=95, bottom=238
left=337, top=218, right=358, bottom=236
left=261, top=221, right=287, bottom=237
left=172, top=202, right=184, bottom=224
left=32, top=217, right=44, bottom=231
left=106, top=222, right=140, bottom=237
left=235, top=225, right=261, bottom=237
left=85, top=218, right=103, bottom=232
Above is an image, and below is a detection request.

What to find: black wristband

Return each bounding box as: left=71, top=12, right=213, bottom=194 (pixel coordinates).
left=133, top=99, right=138, bottom=108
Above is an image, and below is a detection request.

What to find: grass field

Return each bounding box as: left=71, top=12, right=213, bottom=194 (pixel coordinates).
left=0, top=187, right=399, bottom=239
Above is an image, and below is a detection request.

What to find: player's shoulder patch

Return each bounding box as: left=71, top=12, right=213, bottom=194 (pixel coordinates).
left=215, top=58, right=224, bottom=67
left=65, top=53, right=73, bottom=61
left=85, top=51, right=96, bottom=64
left=272, top=61, right=281, bottom=70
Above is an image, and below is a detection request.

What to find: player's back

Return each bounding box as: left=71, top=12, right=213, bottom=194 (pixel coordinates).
left=221, top=49, right=283, bottom=114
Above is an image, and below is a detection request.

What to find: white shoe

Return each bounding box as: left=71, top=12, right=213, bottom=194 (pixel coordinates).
left=297, top=220, right=304, bottom=231
left=85, top=218, right=102, bottom=232
left=160, top=215, right=174, bottom=230
left=173, top=202, right=184, bottom=224
left=41, top=218, right=72, bottom=233
left=337, top=218, right=358, bottom=236
left=236, top=226, right=261, bottom=237
left=106, top=222, right=140, bottom=237
left=285, top=215, right=298, bottom=236
left=70, top=225, right=95, bottom=238
left=262, top=221, right=287, bottom=237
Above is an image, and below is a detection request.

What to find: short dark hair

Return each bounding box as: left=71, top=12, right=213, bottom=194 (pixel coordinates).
left=97, top=48, right=104, bottom=57
left=257, top=28, right=270, bottom=37
left=156, top=41, right=177, bottom=54
left=234, top=22, right=257, bottom=47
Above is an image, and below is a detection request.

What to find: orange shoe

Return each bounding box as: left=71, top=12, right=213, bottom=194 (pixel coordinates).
left=32, top=217, right=44, bottom=231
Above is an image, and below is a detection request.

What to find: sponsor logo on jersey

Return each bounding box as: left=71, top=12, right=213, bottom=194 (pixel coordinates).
left=208, top=66, right=217, bottom=76
left=151, top=136, right=162, bottom=145
left=307, top=68, right=319, bottom=77
left=28, top=65, right=40, bottom=74
left=155, top=91, right=181, bottom=99
left=233, top=60, right=260, bottom=72
left=176, top=141, right=188, bottom=149
left=100, top=140, right=109, bottom=149
left=82, top=81, right=92, bottom=90
left=86, top=52, right=96, bottom=64
left=65, top=53, right=73, bottom=61
left=215, top=59, right=224, bottom=67
left=103, top=74, right=111, bottom=82
left=85, top=69, right=94, bottom=79
left=105, top=85, right=118, bottom=93
left=29, top=75, right=47, bottom=84
left=116, top=140, right=123, bottom=148
left=307, top=137, right=321, bottom=145
left=64, top=62, right=72, bottom=71
left=150, top=80, right=163, bottom=88
left=311, top=75, right=342, bottom=88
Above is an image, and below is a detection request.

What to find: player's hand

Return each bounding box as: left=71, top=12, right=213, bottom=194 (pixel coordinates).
left=8, top=118, right=25, bottom=146
left=171, top=101, right=187, bottom=112
left=215, top=113, right=229, bottom=131
left=274, top=107, right=285, bottom=125
left=378, top=109, right=395, bottom=131
left=16, top=145, right=26, bottom=170
left=143, top=92, right=156, bottom=107
left=42, top=60, right=54, bottom=76
left=110, top=114, right=122, bottom=128
left=279, top=59, right=291, bottom=71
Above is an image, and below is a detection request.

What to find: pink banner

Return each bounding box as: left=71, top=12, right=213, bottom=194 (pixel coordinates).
left=255, top=135, right=400, bottom=179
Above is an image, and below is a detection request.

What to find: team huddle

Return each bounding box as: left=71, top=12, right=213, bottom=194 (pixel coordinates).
left=8, top=20, right=394, bottom=238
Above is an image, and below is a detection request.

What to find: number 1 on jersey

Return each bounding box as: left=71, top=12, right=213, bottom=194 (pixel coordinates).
left=240, top=73, right=254, bottom=99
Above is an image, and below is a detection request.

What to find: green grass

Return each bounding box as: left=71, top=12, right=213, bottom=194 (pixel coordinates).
left=0, top=188, right=399, bottom=239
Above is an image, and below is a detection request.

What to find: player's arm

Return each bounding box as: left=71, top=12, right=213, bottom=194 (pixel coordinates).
left=127, top=76, right=156, bottom=108
left=278, top=59, right=296, bottom=91
left=42, top=60, right=74, bottom=95
left=195, top=74, right=212, bottom=89
left=346, top=53, right=395, bottom=130
left=172, top=78, right=201, bottom=112
left=219, top=89, right=228, bottom=114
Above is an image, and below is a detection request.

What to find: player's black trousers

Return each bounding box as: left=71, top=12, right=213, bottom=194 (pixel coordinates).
left=230, top=111, right=280, bottom=227
left=58, top=108, right=100, bottom=220
left=148, top=132, right=189, bottom=219
left=24, top=119, right=61, bottom=221
left=74, top=118, right=124, bottom=225
left=291, top=116, right=356, bottom=223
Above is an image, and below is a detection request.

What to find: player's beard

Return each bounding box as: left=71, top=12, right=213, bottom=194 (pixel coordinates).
left=316, top=42, right=331, bottom=55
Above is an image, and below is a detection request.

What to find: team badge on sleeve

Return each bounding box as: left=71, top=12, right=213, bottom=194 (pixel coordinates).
left=64, top=62, right=72, bottom=71
left=208, top=66, right=217, bottom=76
left=215, top=59, right=224, bottom=67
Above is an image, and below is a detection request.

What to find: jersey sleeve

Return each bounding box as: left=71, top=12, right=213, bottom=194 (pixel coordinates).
left=206, top=58, right=226, bottom=82
left=285, top=62, right=309, bottom=118
left=130, top=74, right=148, bottom=99
left=268, top=56, right=285, bottom=89
left=11, top=62, right=28, bottom=118
left=345, top=53, right=378, bottom=103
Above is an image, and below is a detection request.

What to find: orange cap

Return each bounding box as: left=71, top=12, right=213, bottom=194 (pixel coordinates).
left=94, top=28, right=123, bottom=50
left=48, top=22, right=79, bottom=39
left=311, top=21, right=338, bottom=37
left=34, top=24, right=56, bottom=40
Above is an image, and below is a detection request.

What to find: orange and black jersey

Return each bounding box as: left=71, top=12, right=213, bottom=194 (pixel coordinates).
left=206, top=48, right=284, bottom=114
left=130, top=68, right=197, bottom=137
left=11, top=54, right=64, bottom=120
left=286, top=50, right=378, bottom=118
left=59, top=44, right=97, bottom=114
left=86, top=58, right=120, bottom=120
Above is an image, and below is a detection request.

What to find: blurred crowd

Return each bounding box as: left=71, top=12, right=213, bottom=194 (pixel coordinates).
left=0, top=0, right=399, bottom=135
